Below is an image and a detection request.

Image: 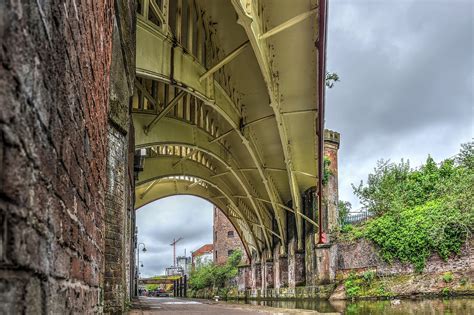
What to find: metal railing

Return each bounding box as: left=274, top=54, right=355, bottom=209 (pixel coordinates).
left=343, top=209, right=372, bottom=225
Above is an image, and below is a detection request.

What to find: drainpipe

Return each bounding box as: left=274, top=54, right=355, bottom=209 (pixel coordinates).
left=317, top=0, right=328, bottom=244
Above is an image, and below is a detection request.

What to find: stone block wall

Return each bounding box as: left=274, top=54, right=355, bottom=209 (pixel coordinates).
left=336, top=238, right=474, bottom=277
left=0, top=1, right=114, bottom=313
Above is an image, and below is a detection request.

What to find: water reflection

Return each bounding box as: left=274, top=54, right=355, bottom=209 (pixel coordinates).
left=228, top=297, right=474, bottom=314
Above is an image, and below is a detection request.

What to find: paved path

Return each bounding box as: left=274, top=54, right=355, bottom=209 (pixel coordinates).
left=129, top=297, right=340, bottom=315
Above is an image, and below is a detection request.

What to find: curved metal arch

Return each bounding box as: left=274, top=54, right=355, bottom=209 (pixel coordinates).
left=136, top=19, right=287, bottom=245
left=135, top=188, right=255, bottom=259
left=136, top=174, right=261, bottom=256
left=133, top=114, right=286, bottom=248
left=230, top=1, right=320, bottom=249
left=138, top=155, right=267, bottom=236
left=134, top=116, right=275, bottom=249
left=139, top=141, right=274, bottom=248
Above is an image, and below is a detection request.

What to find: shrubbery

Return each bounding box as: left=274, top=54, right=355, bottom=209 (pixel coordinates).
left=188, top=250, right=242, bottom=290
left=344, top=142, right=474, bottom=271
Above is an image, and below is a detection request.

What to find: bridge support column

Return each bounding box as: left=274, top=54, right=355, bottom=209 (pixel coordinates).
left=273, top=243, right=288, bottom=289
left=238, top=265, right=251, bottom=292
left=288, top=237, right=306, bottom=288
left=264, top=260, right=274, bottom=291
left=315, top=243, right=337, bottom=284
left=251, top=262, right=262, bottom=297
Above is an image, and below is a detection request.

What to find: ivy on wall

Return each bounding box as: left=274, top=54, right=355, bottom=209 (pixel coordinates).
left=343, top=142, right=474, bottom=271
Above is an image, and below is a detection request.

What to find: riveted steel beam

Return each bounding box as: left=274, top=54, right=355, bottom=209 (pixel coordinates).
left=134, top=115, right=283, bottom=249
left=231, top=0, right=318, bottom=250
left=144, top=91, right=186, bottom=134
left=258, top=8, right=318, bottom=40
left=136, top=19, right=288, bottom=249
left=136, top=159, right=261, bottom=256
left=199, top=41, right=250, bottom=82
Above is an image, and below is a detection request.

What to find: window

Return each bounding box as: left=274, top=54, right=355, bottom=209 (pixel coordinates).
left=227, top=250, right=234, bottom=256
left=227, top=231, right=234, bottom=238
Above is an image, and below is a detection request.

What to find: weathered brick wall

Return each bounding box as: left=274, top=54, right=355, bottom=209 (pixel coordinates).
left=324, top=130, right=340, bottom=233
left=336, top=238, right=474, bottom=276
left=0, top=1, right=114, bottom=313
left=213, top=206, right=249, bottom=265
left=103, top=1, right=136, bottom=313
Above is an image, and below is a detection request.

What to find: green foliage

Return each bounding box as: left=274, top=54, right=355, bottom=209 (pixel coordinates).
left=345, top=273, right=361, bottom=298
left=441, top=287, right=451, bottom=296
left=460, top=277, right=467, bottom=286
left=362, top=270, right=375, bottom=283
left=442, top=272, right=453, bottom=283
left=188, top=250, right=242, bottom=290
left=338, top=200, right=352, bottom=226
left=326, top=72, right=340, bottom=88
left=322, top=156, right=332, bottom=186
left=350, top=143, right=474, bottom=271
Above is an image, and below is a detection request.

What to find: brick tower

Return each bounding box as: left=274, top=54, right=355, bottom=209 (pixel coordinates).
left=213, top=207, right=249, bottom=265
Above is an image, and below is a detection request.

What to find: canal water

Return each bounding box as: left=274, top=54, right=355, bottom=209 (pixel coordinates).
left=228, top=297, right=474, bottom=314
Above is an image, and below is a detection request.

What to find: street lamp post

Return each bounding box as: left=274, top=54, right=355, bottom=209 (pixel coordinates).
left=136, top=242, right=147, bottom=296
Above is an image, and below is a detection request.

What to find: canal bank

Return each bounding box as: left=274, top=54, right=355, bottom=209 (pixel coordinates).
left=188, top=238, right=473, bottom=301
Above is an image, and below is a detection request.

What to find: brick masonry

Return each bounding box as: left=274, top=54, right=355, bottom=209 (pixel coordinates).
left=0, top=1, right=114, bottom=312
left=213, top=206, right=249, bottom=265
left=103, top=0, right=136, bottom=313
left=336, top=238, right=474, bottom=277
left=0, top=1, right=135, bottom=313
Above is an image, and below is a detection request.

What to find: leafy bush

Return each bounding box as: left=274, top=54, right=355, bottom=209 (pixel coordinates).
left=362, top=270, right=375, bottom=282
left=442, top=272, right=453, bottom=283
left=350, top=143, right=474, bottom=271
left=189, top=250, right=242, bottom=290
left=345, top=280, right=360, bottom=298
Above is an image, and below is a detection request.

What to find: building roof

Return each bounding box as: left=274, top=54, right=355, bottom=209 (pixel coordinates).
left=192, top=244, right=214, bottom=258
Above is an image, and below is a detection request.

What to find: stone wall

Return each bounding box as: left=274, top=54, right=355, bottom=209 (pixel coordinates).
left=0, top=1, right=136, bottom=313
left=324, top=129, right=340, bottom=233
left=336, top=238, right=474, bottom=277
left=213, top=206, right=249, bottom=265
left=0, top=1, right=114, bottom=313
left=103, top=1, right=136, bottom=313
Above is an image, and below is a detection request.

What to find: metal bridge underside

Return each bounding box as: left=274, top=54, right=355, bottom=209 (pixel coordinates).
left=134, top=0, right=325, bottom=259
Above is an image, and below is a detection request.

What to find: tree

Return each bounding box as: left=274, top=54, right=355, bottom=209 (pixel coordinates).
left=338, top=200, right=351, bottom=226
left=189, top=250, right=243, bottom=290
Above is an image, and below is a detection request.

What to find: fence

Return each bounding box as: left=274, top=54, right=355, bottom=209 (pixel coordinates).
left=343, top=209, right=372, bottom=225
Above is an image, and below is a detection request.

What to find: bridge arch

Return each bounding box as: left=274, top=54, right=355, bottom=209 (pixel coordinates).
left=133, top=0, right=326, bottom=260
left=135, top=192, right=254, bottom=260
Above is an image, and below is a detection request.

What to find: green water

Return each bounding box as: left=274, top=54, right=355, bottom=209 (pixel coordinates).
left=231, top=297, right=474, bottom=314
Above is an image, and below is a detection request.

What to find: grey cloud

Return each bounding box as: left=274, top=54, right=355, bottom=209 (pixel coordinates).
left=326, top=0, right=473, bottom=207
left=137, top=195, right=213, bottom=277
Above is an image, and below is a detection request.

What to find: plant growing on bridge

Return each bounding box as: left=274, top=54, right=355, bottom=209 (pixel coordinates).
left=326, top=72, right=340, bottom=88
left=322, top=156, right=332, bottom=186
left=189, top=250, right=243, bottom=290
left=349, top=142, right=474, bottom=271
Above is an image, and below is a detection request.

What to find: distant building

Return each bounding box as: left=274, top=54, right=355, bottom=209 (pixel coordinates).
left=191, top=244, right=214, bottom=269
left=176, top=255, right=192, bottom=276
left=165, top=266, right=183, bottom=276
left=213, top=206, right=249, bottom=265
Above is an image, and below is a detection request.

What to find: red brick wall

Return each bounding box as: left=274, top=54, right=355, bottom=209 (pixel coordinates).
left=213, top=207, right=249, bottom=265
left=0, top=1, right=114, bottom=313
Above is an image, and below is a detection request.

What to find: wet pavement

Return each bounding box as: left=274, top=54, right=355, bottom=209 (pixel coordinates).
left=128, top=296, right=338, bottom=314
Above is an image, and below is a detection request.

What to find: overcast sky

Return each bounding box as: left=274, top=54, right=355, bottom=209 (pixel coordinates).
left=137, top=0, right=473, bottom=276
left=325, top=0, right=473, bottom=208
